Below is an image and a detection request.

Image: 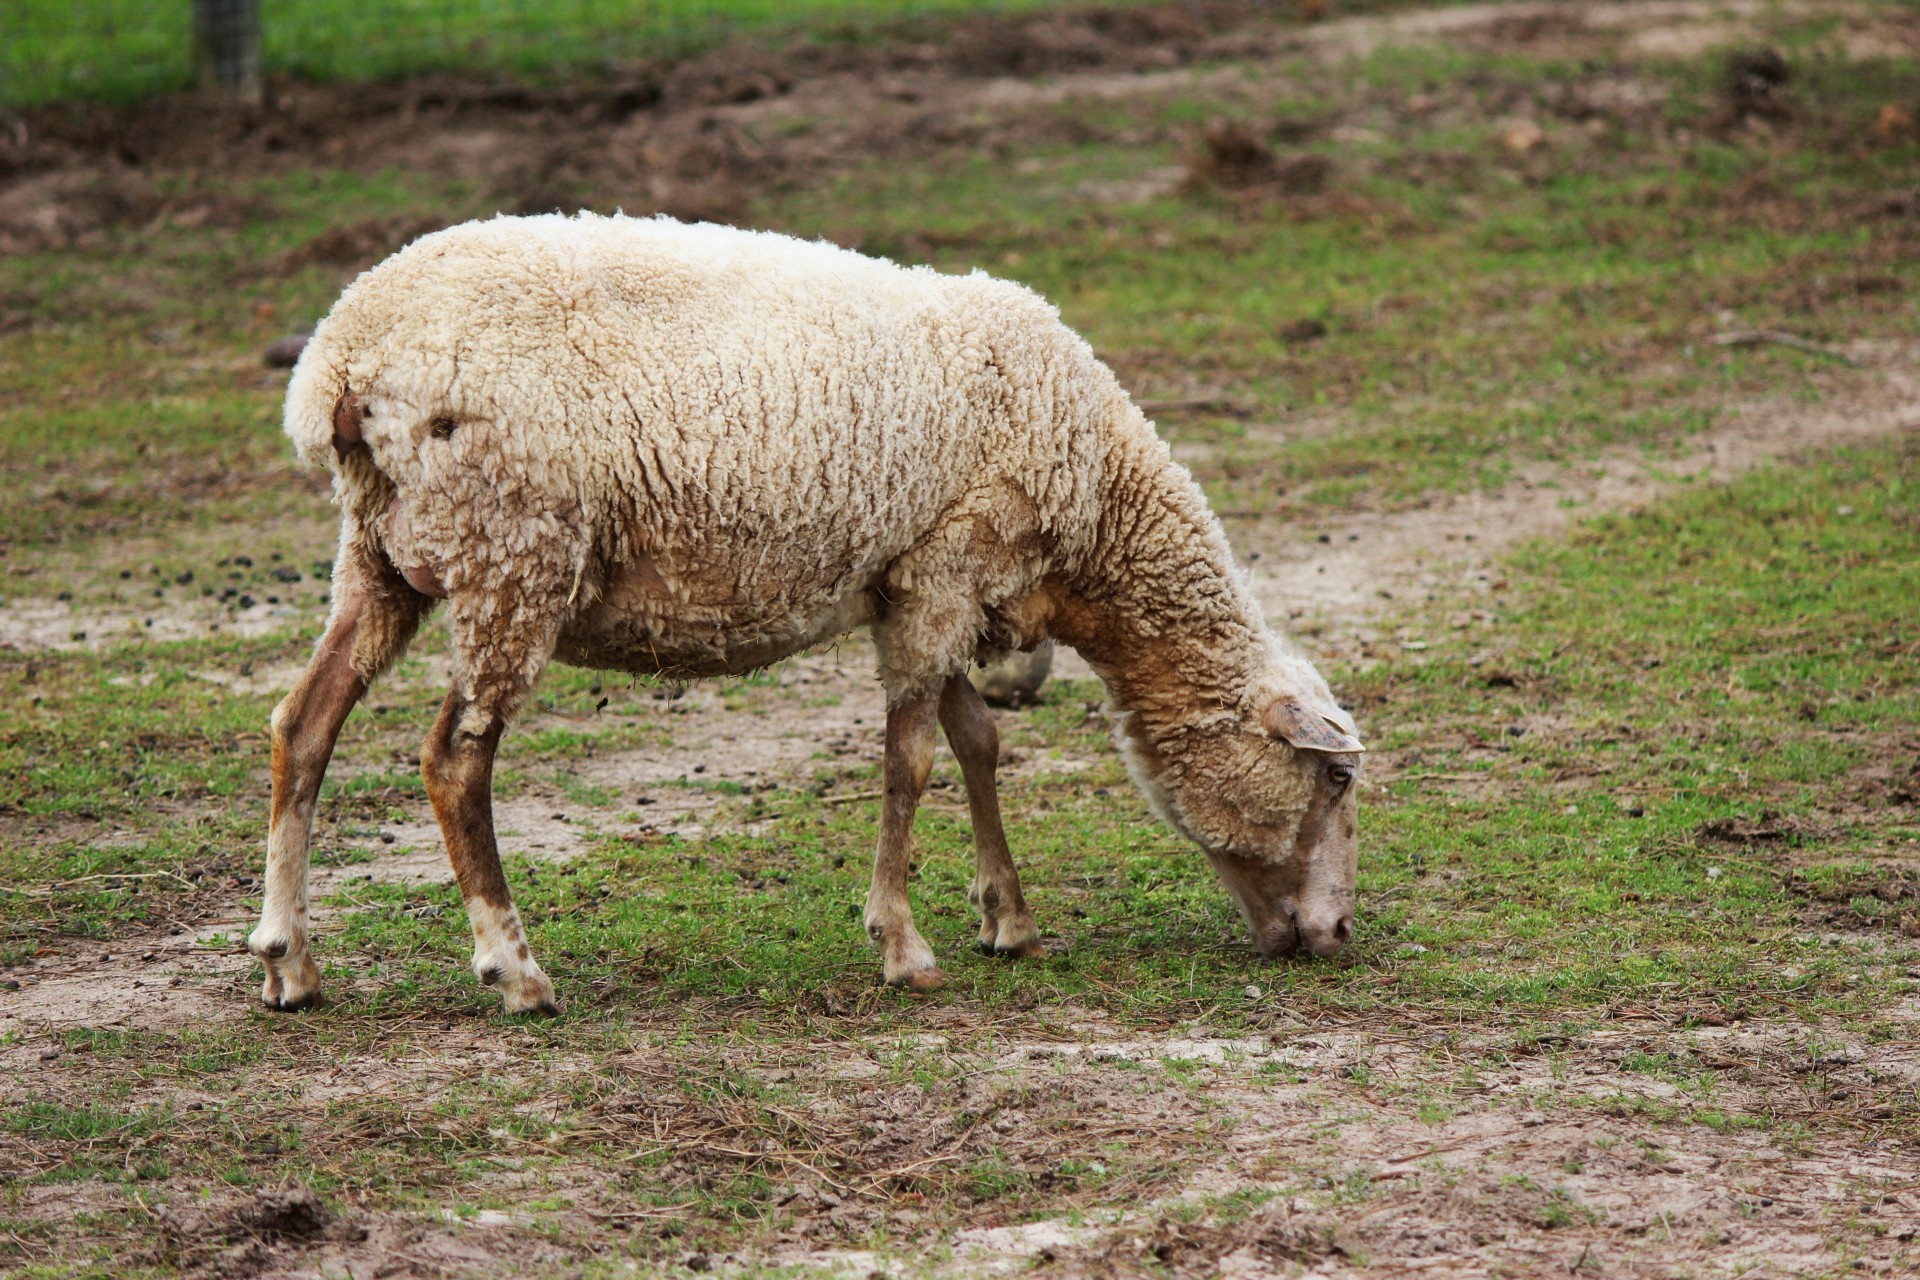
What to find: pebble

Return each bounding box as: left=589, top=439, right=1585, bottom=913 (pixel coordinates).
left=263, top=332, right=312, bottom=368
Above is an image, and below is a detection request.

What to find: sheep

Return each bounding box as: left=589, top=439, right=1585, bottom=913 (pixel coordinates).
left=249, top=212, right=1364, bottom=1015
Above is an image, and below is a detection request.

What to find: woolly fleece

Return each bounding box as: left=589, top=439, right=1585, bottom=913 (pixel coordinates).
left=286, top=212, right=1359, bottom=869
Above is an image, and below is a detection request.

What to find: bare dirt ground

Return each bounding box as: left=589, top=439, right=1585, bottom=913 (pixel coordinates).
left=5, top=1, right=1920, bottom=1276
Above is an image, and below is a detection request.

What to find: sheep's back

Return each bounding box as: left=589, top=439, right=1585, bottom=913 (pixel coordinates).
left=286, top=214, right=1110, bottom=671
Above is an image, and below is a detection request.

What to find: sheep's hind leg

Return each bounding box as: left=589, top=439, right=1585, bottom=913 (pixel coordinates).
left=248, top=606, right=367, bottom=1009
left=864, top=696, right=945, bottom=991
left=248, top=576, right=431, bottom=1011
left=939, top=675, right=1044, bottom=959
left=421, top=691, right=560, bottom=1016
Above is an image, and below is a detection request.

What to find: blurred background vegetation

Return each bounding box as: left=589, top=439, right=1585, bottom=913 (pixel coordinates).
left=4, top=0, right=1081, bottom=108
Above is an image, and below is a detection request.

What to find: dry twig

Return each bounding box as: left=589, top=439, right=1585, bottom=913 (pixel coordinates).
left=1710, top=330, right=1859, bottom=366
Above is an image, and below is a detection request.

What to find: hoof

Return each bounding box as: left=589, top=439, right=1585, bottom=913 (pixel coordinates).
left=888, top=967, right=946, bottom=994
left=255, top=942, right=323, bottom=1013
left=984, top=939, right=1047, bottom=960
left=978, top=915, right=1045, bottom=959
left=495, top=970, right=561, bottom=1016
left=261, top=987, right=325, bottom=1013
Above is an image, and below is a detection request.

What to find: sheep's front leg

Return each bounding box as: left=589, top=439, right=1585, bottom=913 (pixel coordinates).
left=247, top=601, right=372, bottom=1010
left=421, top=692, right=560, bottom=1016
left=864, top=696, right=944, bottom=991
left=939, top=675, right=1044, bottom=959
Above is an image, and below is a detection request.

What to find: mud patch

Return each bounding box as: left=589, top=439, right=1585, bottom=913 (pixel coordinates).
left=267, top=214, right=449, bottom=273
left=0, top=166, right=161, bottom=253
left=134, top=1184, right=564, bottom=1280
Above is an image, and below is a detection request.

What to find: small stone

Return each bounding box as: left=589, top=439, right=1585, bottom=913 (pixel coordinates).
left=1278, top=316, right=1327, bottom=344
left=1872, top=103, right=1915, bottom=137
left=1244, top=984, right=1262, bottom=1000
left=1502, top=119, right=1546, bottom=153
left=263, top=332, right=312, bottom=368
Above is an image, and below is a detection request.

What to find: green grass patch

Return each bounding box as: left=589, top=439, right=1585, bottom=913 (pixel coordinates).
left=6, top=0, right=1084, bottom=107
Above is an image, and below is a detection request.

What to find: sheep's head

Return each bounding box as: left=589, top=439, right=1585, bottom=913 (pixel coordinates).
left=1115, top=679, right=1363, bottom=960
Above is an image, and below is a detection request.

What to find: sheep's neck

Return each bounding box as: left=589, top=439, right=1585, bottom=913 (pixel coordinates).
left=1050, top=440, right=1268, bottom=725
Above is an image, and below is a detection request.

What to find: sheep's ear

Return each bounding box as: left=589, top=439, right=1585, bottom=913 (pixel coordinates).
left=1264, top=697, right=1364, bottom=754
left=332, top=389, right=369, bottom=461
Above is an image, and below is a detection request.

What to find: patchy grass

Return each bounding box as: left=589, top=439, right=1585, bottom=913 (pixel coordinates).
left=6, top=16, right=1917, bottom=588
left=771, top=43, right=1920, bottom=513
left=4, top=427, right=1914, bottom=1269
left=4, top=0, right=1064, bottom=107
left=281, top=431, right=1920, bottom=1032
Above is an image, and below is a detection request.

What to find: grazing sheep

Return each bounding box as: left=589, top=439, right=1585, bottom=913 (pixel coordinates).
left=249, top=213, right=1363, bottom=1015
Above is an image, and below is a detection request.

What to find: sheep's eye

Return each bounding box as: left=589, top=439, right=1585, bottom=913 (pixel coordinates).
left=1327, top=762, right=1356, bottom=789
left=430, top=418, right=457, bottom=440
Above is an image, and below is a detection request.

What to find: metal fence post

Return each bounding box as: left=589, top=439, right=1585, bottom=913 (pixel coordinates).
left=193, top=0, right=262, bottom=104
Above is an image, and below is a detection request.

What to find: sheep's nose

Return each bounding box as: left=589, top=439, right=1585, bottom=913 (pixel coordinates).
left=1299, top=911, right=1354, bottom=958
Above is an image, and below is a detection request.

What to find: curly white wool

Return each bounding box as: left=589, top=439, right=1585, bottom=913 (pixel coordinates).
left=284, top=213, right=1360, bottom=951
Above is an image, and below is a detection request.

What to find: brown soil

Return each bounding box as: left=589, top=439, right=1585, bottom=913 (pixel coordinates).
left=3, top=1005, right=1915, bottom=1277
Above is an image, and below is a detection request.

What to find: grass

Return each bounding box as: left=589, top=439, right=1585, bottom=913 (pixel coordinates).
left=2, top=2, right=1919, bottom=1274
left=4, top=0, right=1077, bottom=108
left=770, top=45, right=1919, bottom=514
